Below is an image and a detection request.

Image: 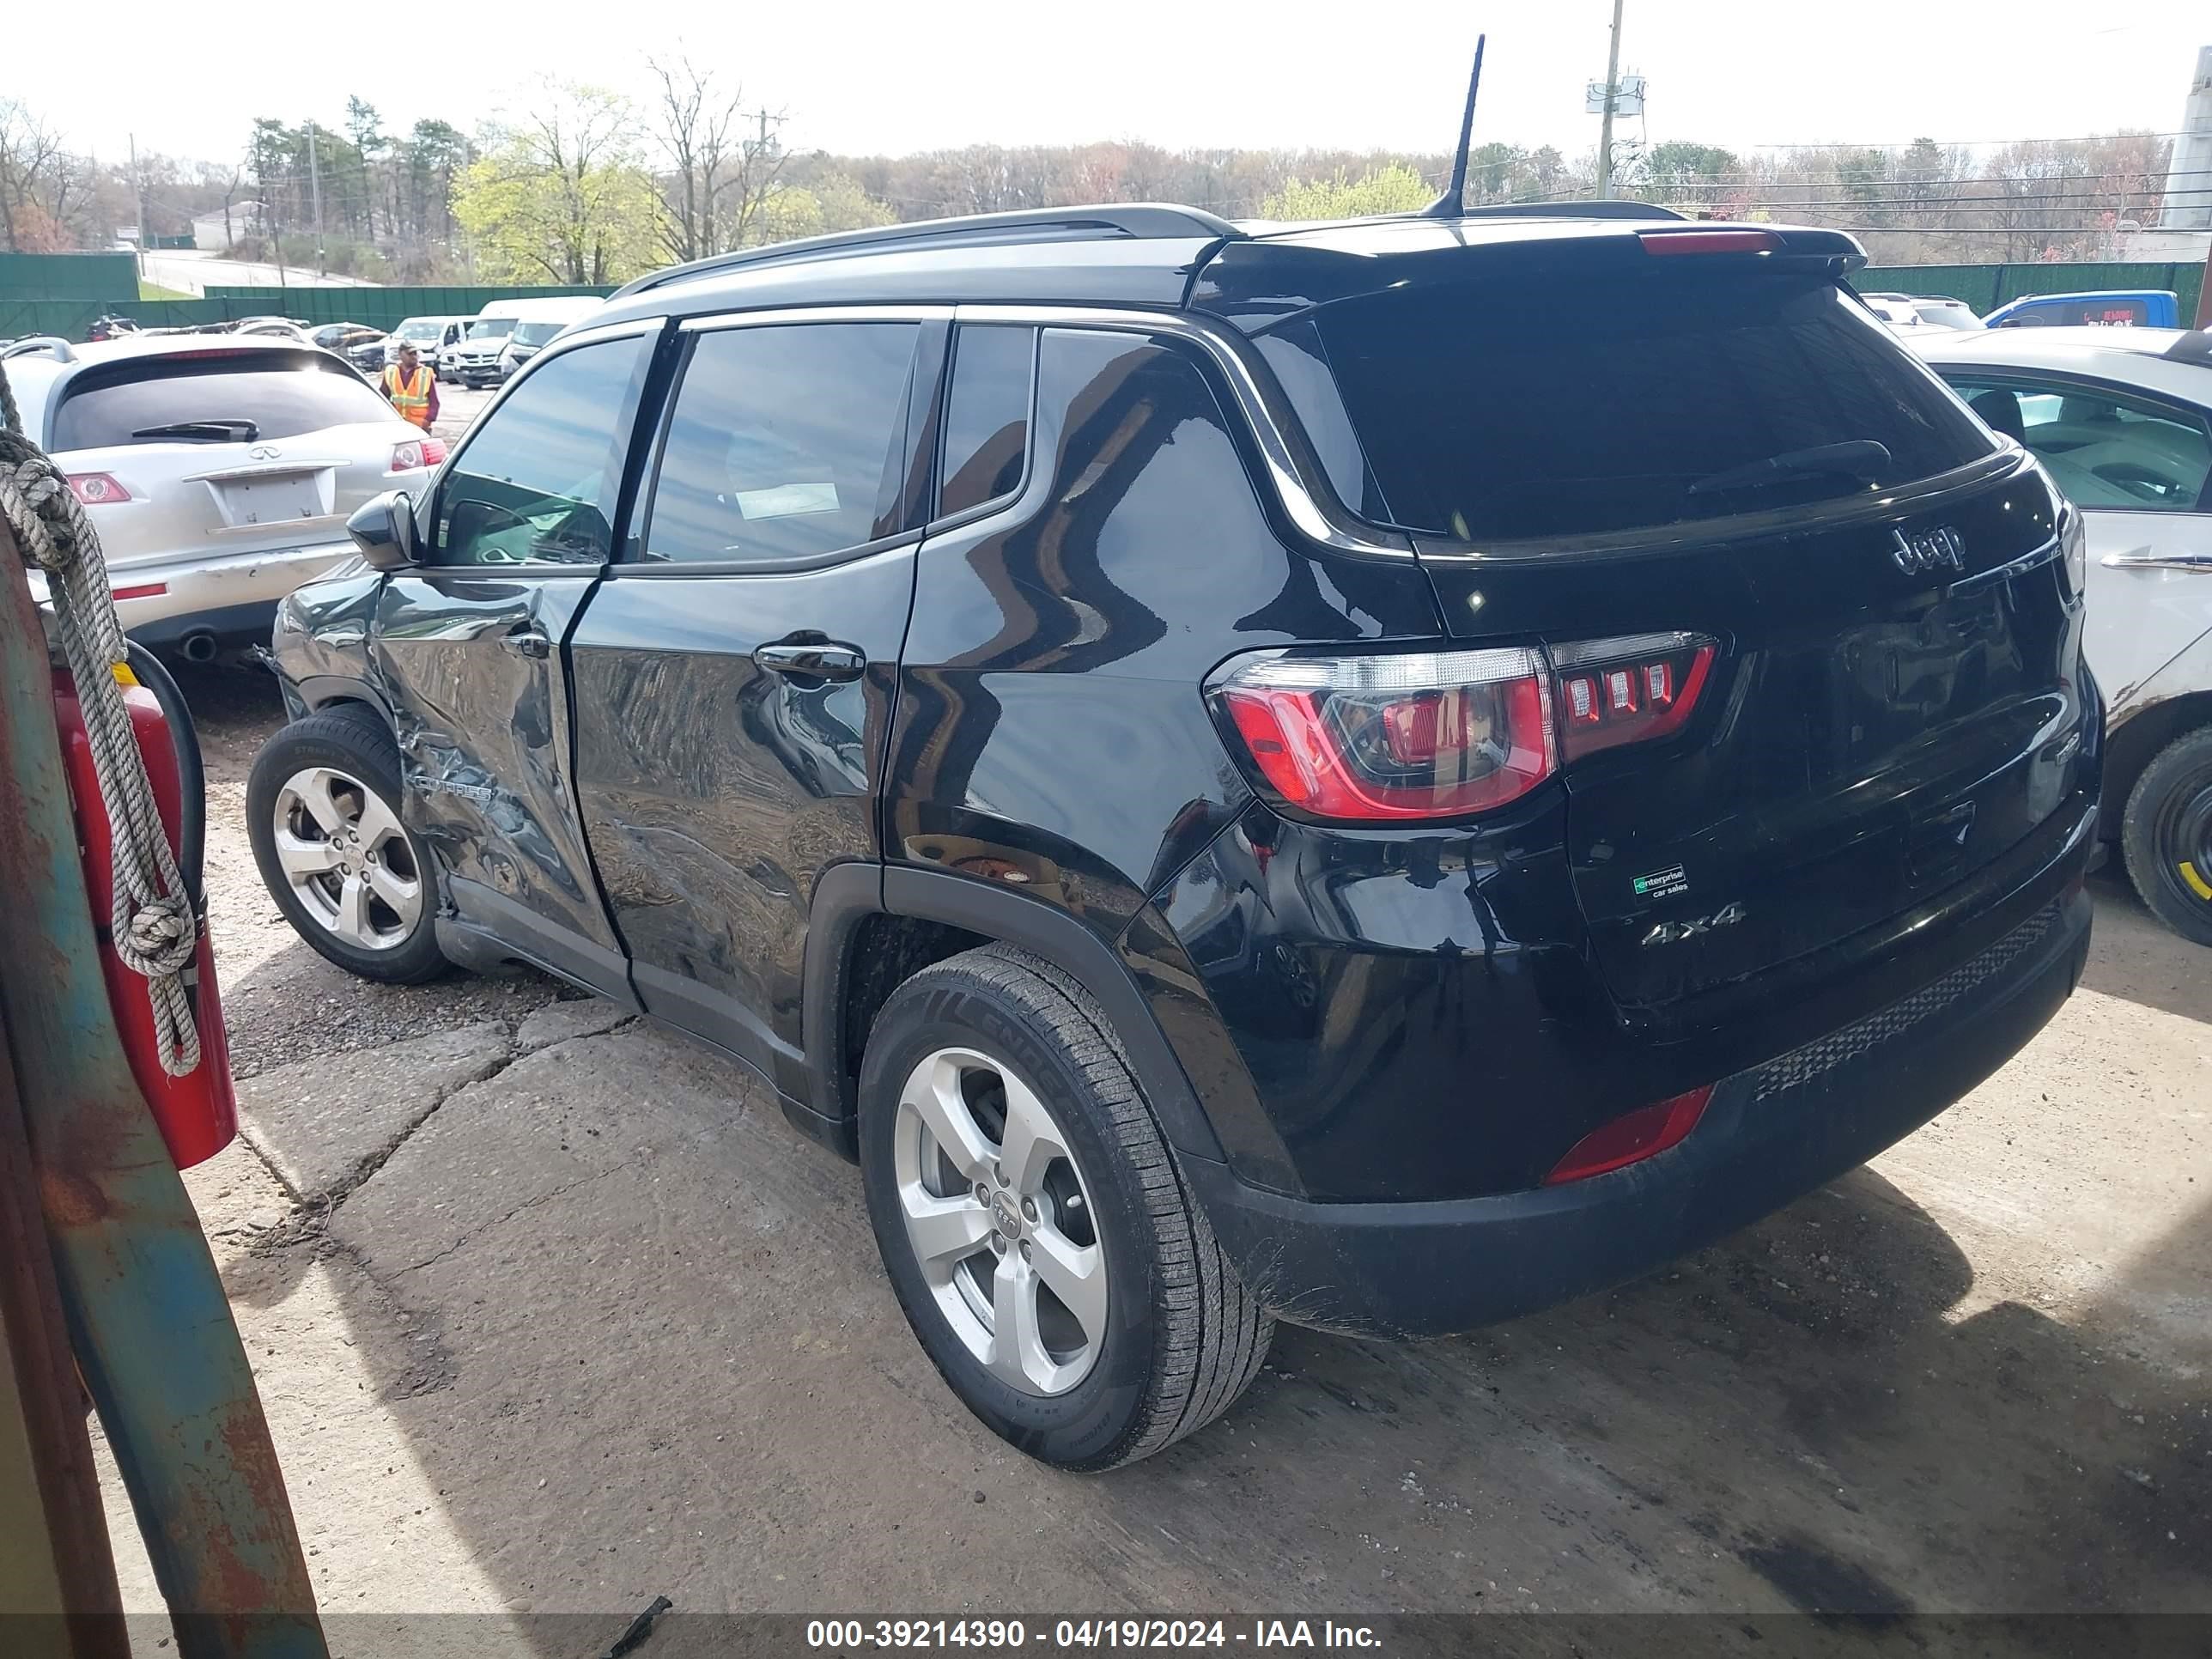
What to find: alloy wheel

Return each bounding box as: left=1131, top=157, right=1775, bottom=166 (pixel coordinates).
left=892, top=1047, right=1108, bottom=1396
left=271, top=766, right=422, bottom=951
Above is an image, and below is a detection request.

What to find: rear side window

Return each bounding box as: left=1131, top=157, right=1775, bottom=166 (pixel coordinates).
left=938, top=325, right=1034, bottom=517
left=51, top=355, right=394, bottom=450
left=1310, top=271, right=1996, bottom=543
left=645, top=322, right=919, bottom=567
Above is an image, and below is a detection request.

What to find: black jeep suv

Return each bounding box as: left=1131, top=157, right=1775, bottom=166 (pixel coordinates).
left=250, top=203, right=2100, bottom=1470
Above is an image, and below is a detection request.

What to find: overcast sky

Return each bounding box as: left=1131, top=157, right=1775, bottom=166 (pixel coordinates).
left=12, top=1, right=2209, bottom=167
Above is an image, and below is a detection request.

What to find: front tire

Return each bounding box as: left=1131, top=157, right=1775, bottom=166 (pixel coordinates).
left=2122, top=726, right=2212, bottom=947
left=859, top=945, right=1271, bottom=1471
left=246, top=710, right=447, bottom=982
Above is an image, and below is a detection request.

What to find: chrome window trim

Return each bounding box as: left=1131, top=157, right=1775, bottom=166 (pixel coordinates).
left=1950, top=529, right=2063, bottom=596
left=678, top=304, right=958, bottom=331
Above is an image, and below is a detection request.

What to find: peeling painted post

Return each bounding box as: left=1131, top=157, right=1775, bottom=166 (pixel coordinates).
left=0, top=526, right=325, bottom=1656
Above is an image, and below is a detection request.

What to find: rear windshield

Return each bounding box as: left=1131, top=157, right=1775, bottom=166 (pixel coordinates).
left=52, top=355, right=394, bottom=450
left=1305, top=270, right=1996, bottom=543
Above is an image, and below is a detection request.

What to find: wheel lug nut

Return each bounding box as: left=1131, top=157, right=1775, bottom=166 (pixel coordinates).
left=1018, top=1240, right=1032, bottom=1262
left=974, top=1182, right=989, bottom=1204
left=1022, top=1198, right=1038, bottom=1223
left=993, top=1163, right=1006, bottom=1187
left=991, top=1234, right=1007, bottom=1254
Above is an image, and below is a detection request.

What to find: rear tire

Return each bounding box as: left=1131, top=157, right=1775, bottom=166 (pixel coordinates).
left=859, top=944, right=1271, bottom=1471
left=246, top=711, right=448, bottom=983
left=2122, top=726, right=2212, bottom=948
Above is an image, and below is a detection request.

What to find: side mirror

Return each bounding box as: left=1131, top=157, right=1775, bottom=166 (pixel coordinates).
left=347, top=490, right=418, bottom=571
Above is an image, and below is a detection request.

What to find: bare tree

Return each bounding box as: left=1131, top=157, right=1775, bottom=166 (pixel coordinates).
left=647, top=52, right=793, bottom=260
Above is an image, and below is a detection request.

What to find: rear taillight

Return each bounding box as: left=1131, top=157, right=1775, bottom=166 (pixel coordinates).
left=68, top=472, right=131, bottom=505
left=1544, top=1086, right=1713, bottom=1185
left=1550, top=633, right=1717, bottom=763
left=1209, top=647, right=1556, bottom=821
left=1212, top=633, right=1718, bottom=825
left=390, top=437, right=447, bottom=471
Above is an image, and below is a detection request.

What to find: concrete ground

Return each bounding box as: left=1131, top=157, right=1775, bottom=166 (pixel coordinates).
left=94, top=665, right=2209, bottom=1643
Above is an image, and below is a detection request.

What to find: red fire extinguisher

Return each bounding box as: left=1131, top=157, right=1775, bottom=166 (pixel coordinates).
left=50, top=647, right=236, bottom=1169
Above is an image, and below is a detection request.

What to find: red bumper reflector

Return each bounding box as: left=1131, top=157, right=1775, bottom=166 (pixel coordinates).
left=110, top=582, right=168, bottom=602
left=1544, top=1086, right=1715, bottom=1185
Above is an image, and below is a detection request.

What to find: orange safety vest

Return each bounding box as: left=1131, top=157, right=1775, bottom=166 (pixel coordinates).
left=382, top=363, right=433, bottom=428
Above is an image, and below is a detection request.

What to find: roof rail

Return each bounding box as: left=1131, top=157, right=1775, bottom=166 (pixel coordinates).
left=613, top=203, right=1245, bottom=300
left=1, top=336, right=75, bottom=363
left=1449, top=199, right=1685, bottom=222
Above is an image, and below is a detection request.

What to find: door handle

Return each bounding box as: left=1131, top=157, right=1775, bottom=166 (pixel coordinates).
left=2100, top=550, right=2212, bottom=573
left=501, top=626, right=551, bottom=659
left=752, top=637, right=866, bottom=683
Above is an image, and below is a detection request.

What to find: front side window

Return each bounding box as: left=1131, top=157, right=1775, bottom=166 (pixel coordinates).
left=938, top=325, right=1034, bottom=518
left=644, top=322, right=919, bottom=567
left=1946, top=375, right=2212, bottom=513
left=431, top=336, right=647, bottom=567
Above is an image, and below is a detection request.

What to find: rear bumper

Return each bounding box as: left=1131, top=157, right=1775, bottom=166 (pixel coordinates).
left=1184, top=880, right=2091, bottom=1338
left=30, top=541, right=362, bottom=643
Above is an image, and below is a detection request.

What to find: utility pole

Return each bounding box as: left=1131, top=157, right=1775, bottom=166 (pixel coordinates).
left=128, top=132, right=147, bottom=274
left=1595, top=0, right=1626, bottom=200
left=307, top=123, right=325, bottom=278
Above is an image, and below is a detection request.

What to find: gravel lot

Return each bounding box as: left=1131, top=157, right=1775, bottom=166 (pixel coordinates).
left=88, top=648, right=2210, bottom=1645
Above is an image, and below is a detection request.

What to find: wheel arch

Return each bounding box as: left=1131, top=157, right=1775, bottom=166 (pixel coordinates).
left=295, top=672, right=396, bottom=727
left=796, top=863, right=1227, bottom=1167
left=2107, top=689, right=2212, bottom=835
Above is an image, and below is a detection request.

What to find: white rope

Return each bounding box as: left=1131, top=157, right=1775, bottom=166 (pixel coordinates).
left=0, top=361, right=202, bottom=1076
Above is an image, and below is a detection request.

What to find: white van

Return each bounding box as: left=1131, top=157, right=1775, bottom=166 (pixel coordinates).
left=490, top=296, right=607, bottom=384
left=380, top=315, right=468, bottom=379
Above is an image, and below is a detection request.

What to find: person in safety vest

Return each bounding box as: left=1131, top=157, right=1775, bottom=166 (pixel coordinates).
left=380, top=342, right=439, bottom=430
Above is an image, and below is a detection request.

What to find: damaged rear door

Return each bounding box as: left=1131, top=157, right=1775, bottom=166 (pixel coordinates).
left=371, top=328, right=656, bottom=998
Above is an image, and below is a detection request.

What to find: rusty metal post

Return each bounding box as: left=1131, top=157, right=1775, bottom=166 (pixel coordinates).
left=0, top=525, right=325, bottom=1657
left=0, top=1000, right=130, bottom=1659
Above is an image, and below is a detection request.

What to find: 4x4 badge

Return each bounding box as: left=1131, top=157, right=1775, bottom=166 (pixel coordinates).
left=1892, top=525, right=1965, bottom=575
left=1642, top=902, right=1747, bottom=948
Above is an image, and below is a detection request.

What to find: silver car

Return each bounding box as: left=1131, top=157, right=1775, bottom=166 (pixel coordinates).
left=3, top=335, right=435, bottom=659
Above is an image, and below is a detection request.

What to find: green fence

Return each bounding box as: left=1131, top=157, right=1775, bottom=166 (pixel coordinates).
left=202, top=283, right=613, bottom=331
left=1859, top=259, right=2203, bottom=322
left=3, top=282, right=615, bottom=344
left=0, top=252, right=139, bottom=303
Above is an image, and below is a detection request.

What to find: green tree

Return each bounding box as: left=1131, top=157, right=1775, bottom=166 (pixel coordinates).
left=1258, top=162, right=1432, bottom=220
left=1644, top=141, right=1739, bottom=210
left=455, top=83, right=662, bottom=284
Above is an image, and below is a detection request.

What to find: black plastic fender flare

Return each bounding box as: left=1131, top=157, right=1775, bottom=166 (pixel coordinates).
left=799, top=862, right=1227, bottom=1165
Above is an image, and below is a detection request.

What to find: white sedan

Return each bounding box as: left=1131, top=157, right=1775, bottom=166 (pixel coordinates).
left=1912, top=326, right=2212, bottom=945
left=3, top=334, right=438, bottom=660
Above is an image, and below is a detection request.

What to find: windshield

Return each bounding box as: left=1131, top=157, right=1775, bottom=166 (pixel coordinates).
left=466, top=318, right=518, bottom=340
left=394, top=321, right=442, bottom=343
left=1304, top=269, right=1996, bottom=543
left=512, top=321, right=567, bottom=347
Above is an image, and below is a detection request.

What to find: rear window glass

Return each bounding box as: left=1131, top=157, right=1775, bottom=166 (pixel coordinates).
left=52, top=355, right=395, bottom=450
left=1309, top=271, right=1996, bottom=543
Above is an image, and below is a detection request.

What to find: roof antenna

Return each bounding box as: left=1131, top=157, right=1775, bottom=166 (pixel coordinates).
left=1422, top=33, right=1486, bottom=218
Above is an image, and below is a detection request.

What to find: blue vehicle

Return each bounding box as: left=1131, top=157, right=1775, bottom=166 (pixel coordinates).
left=1985, top=289, right=2182, bottom=329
